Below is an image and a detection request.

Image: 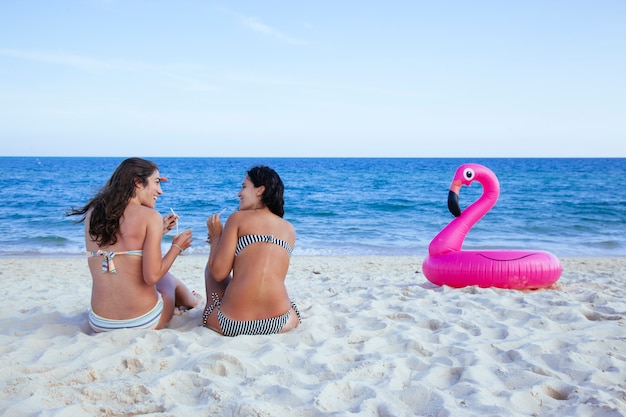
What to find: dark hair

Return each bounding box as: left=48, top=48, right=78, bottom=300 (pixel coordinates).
left=247, top=165, right=285, bottom=217
left=67, top=157, right=159, bottom=246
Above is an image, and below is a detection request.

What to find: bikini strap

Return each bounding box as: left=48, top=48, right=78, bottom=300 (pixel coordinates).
left=202, top=292, right=221, bottom=327
left=235, top=235, right=293, bottom=256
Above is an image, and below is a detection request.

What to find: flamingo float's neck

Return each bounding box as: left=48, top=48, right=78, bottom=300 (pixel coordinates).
left=428, top=168, right=500, bottom=256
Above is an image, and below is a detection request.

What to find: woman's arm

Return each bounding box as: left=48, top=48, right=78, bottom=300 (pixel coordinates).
left=207, top=212, right=238, bottom=281
left=143, top=210, right=189, bottom=285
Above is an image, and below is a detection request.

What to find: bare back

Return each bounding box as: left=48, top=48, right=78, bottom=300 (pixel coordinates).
left=86, top=203, right=160, bottom=320
left=219, top=209, right=295, bottom=321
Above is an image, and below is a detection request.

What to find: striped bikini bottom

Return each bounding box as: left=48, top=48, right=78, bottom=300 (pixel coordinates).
left=88, top=293, right=163, bottom=333
left=203, top=293, right=301, bottom=337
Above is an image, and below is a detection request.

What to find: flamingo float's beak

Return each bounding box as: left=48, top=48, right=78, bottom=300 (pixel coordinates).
left=448, top=180, right=462, bottom=217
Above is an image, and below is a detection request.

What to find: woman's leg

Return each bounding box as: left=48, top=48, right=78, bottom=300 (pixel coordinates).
left=278, top=305, right=301, bottom=333
left=155, top=272, right=202, bottom=329
left=173, top=276, right=203, bottom=310
left=155, top=272, right=176, bottom=329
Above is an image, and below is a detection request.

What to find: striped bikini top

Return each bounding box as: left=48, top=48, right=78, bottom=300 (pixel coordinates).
left=235, top=235, right=293, bottom=257
left=87, top=250, right=143, bottom=273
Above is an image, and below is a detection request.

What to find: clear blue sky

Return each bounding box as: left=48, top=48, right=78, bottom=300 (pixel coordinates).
left=1, top=1, right=624, bottom=157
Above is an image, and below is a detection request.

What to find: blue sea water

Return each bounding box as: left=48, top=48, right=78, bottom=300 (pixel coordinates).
left=0, top=157, right=624, bottom=258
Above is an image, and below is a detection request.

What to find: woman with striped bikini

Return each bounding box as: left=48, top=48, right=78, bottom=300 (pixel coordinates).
left=202, top=165, right=300, bottom=336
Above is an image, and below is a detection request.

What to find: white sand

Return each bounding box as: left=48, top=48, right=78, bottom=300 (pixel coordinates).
left=0, top=256, right=624, bottom=416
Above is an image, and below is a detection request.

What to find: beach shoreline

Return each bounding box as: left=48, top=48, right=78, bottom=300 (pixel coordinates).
left=1, top=256, right=624, bottom=416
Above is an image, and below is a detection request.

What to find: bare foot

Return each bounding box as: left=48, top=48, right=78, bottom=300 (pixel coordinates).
left=190, top=290, right=204, bottom=308
left=176, top=290, right=204, bottom=314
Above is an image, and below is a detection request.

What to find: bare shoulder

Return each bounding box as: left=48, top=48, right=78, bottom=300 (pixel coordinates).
left=224, top=210, right=246, bottom=227
left=125, top=204, right=161, bottom=225
left=280, top=216, right=295, bottom=232
left=278, top=217, right=296, bottom=241
left=226, top=210, right=246, bottom=221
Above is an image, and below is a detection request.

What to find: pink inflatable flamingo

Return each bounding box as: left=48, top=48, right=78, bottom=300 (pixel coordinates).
left=422, top=163, right=562, bottom=289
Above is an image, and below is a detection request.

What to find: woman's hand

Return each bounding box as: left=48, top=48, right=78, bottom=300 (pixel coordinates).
left=206, top=213, right=223, bottom=244
left=163, top=213, right=178, bottom=235
left=172, top=229, right=193, bottom=253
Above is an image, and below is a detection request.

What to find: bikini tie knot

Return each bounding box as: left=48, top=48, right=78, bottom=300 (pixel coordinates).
left=96, top=250, right=117, bottom=273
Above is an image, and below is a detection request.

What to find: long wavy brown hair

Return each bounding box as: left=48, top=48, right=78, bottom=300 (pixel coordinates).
left=67, top=157, right=159, bottom=246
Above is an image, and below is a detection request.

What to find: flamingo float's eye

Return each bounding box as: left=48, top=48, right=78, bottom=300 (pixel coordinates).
left=463, top=168, right=475, bottom=180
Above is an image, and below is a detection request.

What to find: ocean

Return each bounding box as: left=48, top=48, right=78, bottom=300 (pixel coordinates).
left=0, top=157, right=624, bottom=258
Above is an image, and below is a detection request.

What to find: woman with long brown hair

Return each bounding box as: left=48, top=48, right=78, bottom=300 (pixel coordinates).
left=68, top=157, right=201, bottom=332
